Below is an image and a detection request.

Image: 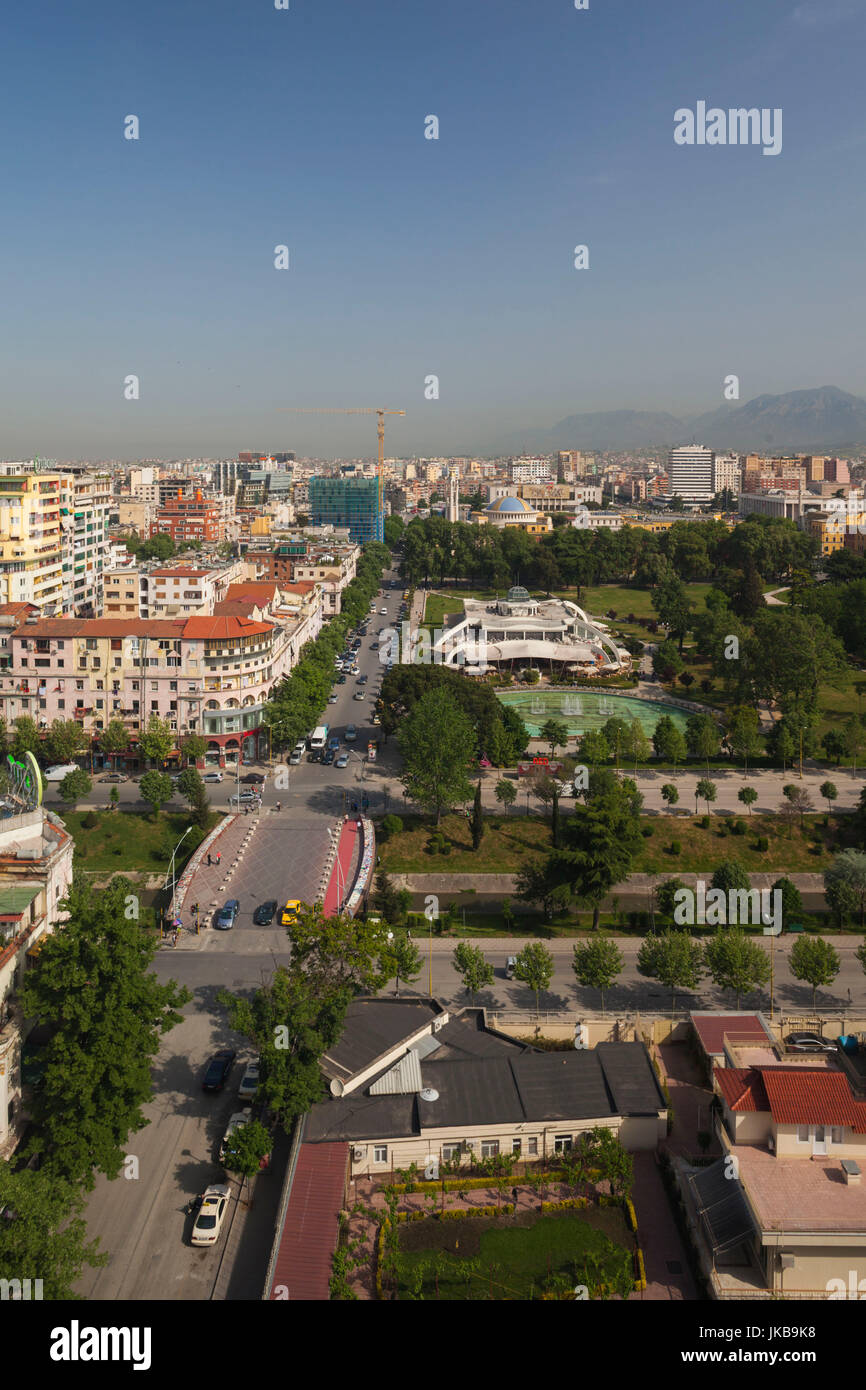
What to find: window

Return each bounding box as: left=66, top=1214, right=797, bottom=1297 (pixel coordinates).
left=797, top=1125, right=809, bottom=1144
left=442, top=1143, right=461, bottom=1162
left=373, top=1146, right=388, bottom=1165
left=481, top=1139, right=499, bottom=1159
left=512, top=1139, right=522, bottom=1155
left=58, top=700, right=64, bottom=710
left=831, top=1127, right=845, bottom=1145
left=554, top=1135, right=573, bottom=1154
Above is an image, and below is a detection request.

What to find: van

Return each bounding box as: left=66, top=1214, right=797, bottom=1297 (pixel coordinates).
left=505, top=956, right=517, bottom=979
left=310, top=725, right=329, bottom=752
left=43, top=764, right=80, bottom=783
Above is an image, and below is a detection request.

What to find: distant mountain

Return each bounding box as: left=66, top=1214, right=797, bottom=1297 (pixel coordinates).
left=497, top=387, right=866, bottom=454
left=690, top=386, right=866, bottom=452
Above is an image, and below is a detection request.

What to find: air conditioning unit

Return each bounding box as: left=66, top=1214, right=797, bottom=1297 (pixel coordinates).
left=353, top=1147, right=366, bottom=1164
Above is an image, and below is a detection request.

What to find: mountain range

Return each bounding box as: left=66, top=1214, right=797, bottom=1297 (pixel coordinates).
left=501, top=387, right=866, bottom=454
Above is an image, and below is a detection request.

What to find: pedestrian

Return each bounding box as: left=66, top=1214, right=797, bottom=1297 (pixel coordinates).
left=207, top=852, right=212, bottom=867
left=276, top=801, right=281, bottom=812
left=216, top=851, right=221, bottom=866
left=512, top=1187, right=518, bottom=1209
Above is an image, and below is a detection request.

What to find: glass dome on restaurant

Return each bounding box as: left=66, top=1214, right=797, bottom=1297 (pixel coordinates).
left=506, top=585, right=531, bottom=603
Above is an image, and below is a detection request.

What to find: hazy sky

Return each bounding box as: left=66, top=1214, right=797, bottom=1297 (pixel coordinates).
left=2, top=0, right=864, bottom=459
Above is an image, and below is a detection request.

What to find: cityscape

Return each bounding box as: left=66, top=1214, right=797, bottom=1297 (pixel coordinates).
left=2, top=0, right=865, bottom=1363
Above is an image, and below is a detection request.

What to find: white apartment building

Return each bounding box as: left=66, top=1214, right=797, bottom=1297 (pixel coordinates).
left=59, top=473, right=112, bottom=616
left=509, top=457, right=554, bottom=483
left=664, top=445, right=715, bottom=503
left=712, top=454, right=741, bottom=497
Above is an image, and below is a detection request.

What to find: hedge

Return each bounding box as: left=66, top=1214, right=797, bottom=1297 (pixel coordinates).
left=390, top=1168, right=602, bottom=1195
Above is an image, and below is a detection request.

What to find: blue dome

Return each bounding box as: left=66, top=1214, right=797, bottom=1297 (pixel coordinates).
left=488, top=495, right=528, bottom=513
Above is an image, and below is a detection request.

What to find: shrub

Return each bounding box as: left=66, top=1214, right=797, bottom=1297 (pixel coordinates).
left=641, top=825, right=653, bottom=838
left=668, top=840, right=681, bottom=856
left=699, top=815, right=710, bottom=829
left=82, top=810, right=98, bottom=830
left=381, top=814, right=403, bottom=840
left=733, top=818, right=747, bottom=836
left=755, top=836, right=769, bottom=852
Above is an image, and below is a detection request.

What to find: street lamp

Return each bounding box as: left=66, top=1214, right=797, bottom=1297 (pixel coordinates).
left=165, top=825, right=193, bottom=934
left=327, top=829, right=345, bottom=912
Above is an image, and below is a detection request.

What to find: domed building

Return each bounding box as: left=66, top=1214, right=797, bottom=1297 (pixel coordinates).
left=482, top=495, right=551, bottom=532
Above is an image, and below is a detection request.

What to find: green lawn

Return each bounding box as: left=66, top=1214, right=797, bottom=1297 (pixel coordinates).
left=62, top=808, right=222, bottom=872
left=379, top=811, right=845, bottom=876
left=395, top=1209, right=634, bottom=1300
left=423, top=593, right=465, bottom=628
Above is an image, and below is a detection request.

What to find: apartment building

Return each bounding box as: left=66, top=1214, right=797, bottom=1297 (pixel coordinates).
left=509, top=457, right=553, bottom=483
left=150, top=492, right=222, bottom=545
left=663, top=446, right=715, bottom=503
left=0, top=473, right=64, bottom=616
left=0, top=612, right=295, bottom=766
left=59, top=473, right=112, bottom=616
left=142, top=563, right=243, bottom=618
left=712, top=454, right=741, bottom=497
left=0, top=806, right=74, bottom=1158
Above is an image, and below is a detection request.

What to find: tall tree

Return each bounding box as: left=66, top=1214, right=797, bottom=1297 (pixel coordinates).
left=0, top=1166, right=108, bottom=1299
left=138, top=715, right=174, bottom=768
left=379, top=931, right=423, bottom=997
left=18, top=876, right=190, bottom=1187
left=45, top=719, right=89, bottom=766
left=494, top=778, right=517, bottom=817
left=704, top=928, right=770, bottom=1008
left=469, top=779, right=485, bottom=850
left=572, top=934, right=624, bottom=1013
left=451, top=941, right=494, bottom=1004
left=637, top=930, right=704, bottom=1012
left=139, top=769, right=173, bottom=819
left=789, top=935, right=841, bottom=1011
left=397, top=688, right=475, bottom=826
left=539, top=718, right=569, bottom=760
left=99, top=719, right=130, bottom=770
left=513, top=941, right=555, bottom=1018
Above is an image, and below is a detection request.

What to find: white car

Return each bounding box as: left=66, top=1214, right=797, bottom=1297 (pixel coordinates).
left=238, top=1059, right=260, bottom=1100
left=380, top=607, right=388, bottom=614
left=289, top=750, right=302, bottom=765
left=190, top=1184, right=231, bottom=1247
left=43, top=763, right=80, bottom=783
left=219, top=1108, right=252, bottom=1163
left=202, top=770, right=223, bottom=783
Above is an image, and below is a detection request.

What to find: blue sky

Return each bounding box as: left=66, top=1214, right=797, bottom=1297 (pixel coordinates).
left=1, top=0, right=864, bottom=458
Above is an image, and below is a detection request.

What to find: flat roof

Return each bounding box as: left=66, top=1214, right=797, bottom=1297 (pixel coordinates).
left=266, top=1142, right=347, bottom=1300
left=734, top=1143, right=866, bottom=1234
left=691, top=1012, right=773, bottom=1058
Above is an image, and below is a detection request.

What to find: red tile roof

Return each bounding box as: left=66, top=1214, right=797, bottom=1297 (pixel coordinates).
left=715, top=1065, right=866, bottom=1131
left=11, top=618, right=185, bottom=638
left=268, top=1142, right=348, bottom=1300
left=180, top=615, right=273, bottom=639
left=224, top=583, right=280, bottom=602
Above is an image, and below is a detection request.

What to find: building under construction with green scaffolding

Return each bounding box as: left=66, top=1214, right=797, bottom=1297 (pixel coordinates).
left=309, top=475, right=384, bottom=545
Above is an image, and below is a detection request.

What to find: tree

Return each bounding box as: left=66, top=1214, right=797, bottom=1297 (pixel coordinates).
left=374, top=869, right=403, bottom=923
left=655, top=878, right=686, bottom=926
left=704, top=928, right=770, bottom=1008
left=661, top=782, right=680, bottom=812
left=653, top=576, right=693, bottom=652
left=138, top=769, right=173, bottom=819
left=57, top=768, right=92, bottom=808
left=738, top=786, right=758, bottom=816
left=12, top=716, right=41, bottom=760
left=539, top=718, right=569, bottom=760
left=99, top=719, right=130, bottom=770
left=727, top=706, right=761, bottom=774
left=221, top=1118, right=272, bottom=1179
left=653, top=716, right=687, bottom=773
left=822, top=731, right=847, bottom=766
left=540, top=780, right=642, bottom=930
left=0, top=1166, right=107, bottom=1299
left=451, top=941, right=494, bottom=1003
left=695, top=778, right=717, bottom=816
left=789, top=935, right=840, bottom=1010
left=513, top=941, right=555, bottom=1017
left=637, top=929, right=704, bottom=1012
left=686, top=713, right=721, bottom=774
left=515, top=860, right=573, bottom=923
left=580, top=730, right=609, bottom=768
left=286, top=904, right=389, bottom=998
left=772, top=877, right=803, bottom=930
left=18, top=875, right=189, bottom=1187
left=45, top=719, right=88, bottom=767
left=397, top=688, right=475, bottom=825
left=181, top=732, right=208, bottom=764
left=379, top=931, right=423, bottom=996
left=572, top=934, right=623, bottom=1013
left=711, top=861, right=751, bottom=894
left=786, top=785, right=814, bottom=829
left=551, top=782, right=560, bottom=848
left=824, top=850, right=866, bottom=929
left=578, top=1126, right=633, bottom=1200
left=820, top=781, right=838, bottom=816
left=137, top=715, right=174, bottom=768
left=469, top=780, right=484, bottom=850
left=176, top=766, right=210, bottom=830
left=625, top=718, right=651, bottom=776
left=494, top=778, right=517, bottom=816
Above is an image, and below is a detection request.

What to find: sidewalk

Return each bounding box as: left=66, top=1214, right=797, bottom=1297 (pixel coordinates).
left=162, top=809, right=263, bottom=949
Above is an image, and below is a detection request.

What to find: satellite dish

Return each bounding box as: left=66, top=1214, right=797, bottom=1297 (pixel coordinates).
left=420, top=1087, right=439, bottom=1102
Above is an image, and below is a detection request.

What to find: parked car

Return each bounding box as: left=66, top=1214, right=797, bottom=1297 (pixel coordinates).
left=322, top=748, right=336, bottom=765
left=99, top=772, right=128, bottom=783
left=328, top=736, right=340, bottom=751
left=238, top=1059, right=260, bottom=1100
left=380, top=607, right=388, bottom=614
left=328, top=693, right=338, bottom=704
left=202, top=1049, right=236, bottom=1092
left=241, top=772, right=265, bottom=784
left=357, top=674, right=368, bottom=684
left=253, top=900, right=278, bottom=925
left=784, top=1032, right=837, bottom=1053
left=505, top=956, right=517, bottom=979
left=337, top=674, right=347, bottom=684
left=202, top=771, right=224, bottom=783
left=370, top=642, right=379, bottom=651
left=280, top=899, right=301, bottom=926
left=345, top=725, right=357, bottom=742
left=43, top=763, right=80, bottom=783
left=289, top=750, right=302, bottom=765
left=335, top=754, right=349, bottom=769
left=294, top=741, right=306, bottom=755
left=353, top=691, right=365, bottom=701
left=214, top=900, right=240, bottom=931
left=219, top=1108, right=252, bottom=1163
left=190, top=1184, right=231, bottom=1247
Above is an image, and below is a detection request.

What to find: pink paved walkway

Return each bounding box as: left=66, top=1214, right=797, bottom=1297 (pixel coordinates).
left=323, top=819, right=360, bottom=916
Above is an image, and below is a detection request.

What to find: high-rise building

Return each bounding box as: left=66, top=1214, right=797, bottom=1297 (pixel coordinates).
left=446, top=470, right=459, bottom=522
left=0, top=473, right=64, bottom=615
left=712, top=454, right=740, bottom=498
left=308, top=476, right=384, bottom=544
left=59, top=473, right=112, bottom=615
left=664, top=446, right=715, bottom=503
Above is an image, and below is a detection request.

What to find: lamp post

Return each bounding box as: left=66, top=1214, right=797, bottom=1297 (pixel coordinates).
left=327, top=828, right=345, bottom=912
left=165, top=825, right=193, bottom=935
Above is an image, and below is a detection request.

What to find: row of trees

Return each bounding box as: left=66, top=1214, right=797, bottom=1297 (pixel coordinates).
left=399, top=513, right=817, bottom=596
left=262, top=541, right=390, bottom=752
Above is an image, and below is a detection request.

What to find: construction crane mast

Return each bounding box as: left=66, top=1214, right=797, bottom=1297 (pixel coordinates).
left=277, top=406, right=406, bottom=525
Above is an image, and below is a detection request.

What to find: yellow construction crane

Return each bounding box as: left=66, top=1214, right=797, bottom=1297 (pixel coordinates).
left=277, top=406, right=406, bottom=521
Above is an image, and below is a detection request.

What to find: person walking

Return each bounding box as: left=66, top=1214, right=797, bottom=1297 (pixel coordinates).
left=207, top=852, right=212, bottom=867
left=276, top=801, right=281, bottom=812
left=216, top=850, right=221, bottom=867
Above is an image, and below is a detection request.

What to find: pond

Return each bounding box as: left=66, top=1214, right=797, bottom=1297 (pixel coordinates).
left=497, top=689, right=691, bottom=738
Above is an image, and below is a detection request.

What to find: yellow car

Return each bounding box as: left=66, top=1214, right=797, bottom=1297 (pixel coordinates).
left=280, top=899, right=302, bottom=926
